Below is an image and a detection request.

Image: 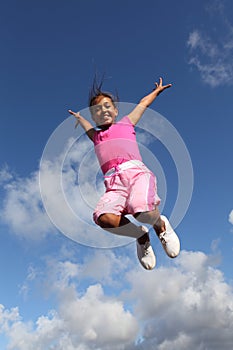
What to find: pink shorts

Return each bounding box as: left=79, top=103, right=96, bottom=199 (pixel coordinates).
left=93, top=160, right=161, bottom=224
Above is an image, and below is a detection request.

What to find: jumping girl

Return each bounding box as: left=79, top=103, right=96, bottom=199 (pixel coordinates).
left=68, top=77, right=180, bottom=270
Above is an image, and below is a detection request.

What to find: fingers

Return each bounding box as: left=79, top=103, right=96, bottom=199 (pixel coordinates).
left=68, top=109, right=76, bottom=116
left=154, top=78, right=162, bottom=88
left=154, top=78, right=172, bottom=90
left=154, top=77, right=163, bottom=86
left=164, top=83, right=172, bottom=89
left=68, top=109, right=80, bottom=128
left=68, top=110, right=81, bottom=119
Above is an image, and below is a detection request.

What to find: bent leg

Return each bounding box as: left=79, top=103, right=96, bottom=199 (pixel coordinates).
left=135, top=209, right=180, bottom=258
left=98, top=213, right=156, bottom=269
left=134, top=207, right=166, bottom=235
left=97, top=213, right=147, bottom=239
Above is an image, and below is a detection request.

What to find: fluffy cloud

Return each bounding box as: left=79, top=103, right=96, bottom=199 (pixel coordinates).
left=0, top=137, right=132, bottom=248
left=0, top=293, right=138, bottom=350
left=0, top=249, right=139, bottom=350
left=126, top=251, right=233, bottom=349
left=229, top=210, right=233, bottom=225
left=58, top=283, right=138, bottom=348
left=0, top=169, right=54, bottom=240
left=187, top=4, right=233, bottom=87
left=0, top=166, right=13, bottom=184
left=1, top=249, right=233, bottom=350
left=187, top=30, right=233, bottom=87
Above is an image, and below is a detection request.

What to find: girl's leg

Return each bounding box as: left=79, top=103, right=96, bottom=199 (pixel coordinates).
left=134, top=207, right=166, bottom=235
left=97, top=213, right=148, bottom=240
left=97, top=213, right=156, bottom=270
left=134, top=208, right=180, bottom=258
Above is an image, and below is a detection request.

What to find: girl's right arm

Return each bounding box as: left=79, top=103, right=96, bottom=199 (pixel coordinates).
left=128, top=78, right=172, bottom=126
left=68, top=110, right=95, bottom=141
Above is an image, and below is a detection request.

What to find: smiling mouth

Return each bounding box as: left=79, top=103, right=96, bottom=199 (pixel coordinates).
left=100, top=116, right=112, bottom=125
left=102, top=115, right=111, bottom=120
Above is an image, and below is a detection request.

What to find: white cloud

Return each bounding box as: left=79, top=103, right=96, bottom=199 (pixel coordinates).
left=229, top=210, right=233, bottom=225
left=0, top=169, right=54, bottom=240
left=187, top=6, right=233, bottom=87
left=125, top=250, right=233, bottom=349
left=38, top=137, right=133, bottom=248
left=80, top=249, right=134, bottom=286
left=1, top=249, right=233, bottom=350
left=0, top=138, right=96, bottom=242
left=136, top=128, right=155, bottom=147
left=58, top=283, right=138, bottom=348
left=0, top=166, right=13, bottom=184
left=19, top=265, right=38, bottom=300
left=188, top=55, right=232, bottom=87
left=0, top=306, right=64, bottom=350
left=0, top=138, right=133, bottom=248
left=0, top=250, right=139, bottom=350
left=187, top=30, right=200, bottom=50
left=187, top=30, right=219, bottom=58
left=0, top=294, right=138, bottom=350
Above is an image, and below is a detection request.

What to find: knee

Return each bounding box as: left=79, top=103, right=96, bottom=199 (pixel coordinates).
left=134, top=209, right=160, bottom=226
left=97, top=213, right=121, bottom=229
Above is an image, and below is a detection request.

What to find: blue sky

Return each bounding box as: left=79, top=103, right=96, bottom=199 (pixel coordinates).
left=1, top=0, right=233, bottom=349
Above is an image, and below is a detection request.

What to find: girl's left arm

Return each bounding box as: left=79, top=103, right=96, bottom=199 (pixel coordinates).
left=128, top=77, right=172, bottom=125
left=68, top=109, right=95, bottom=141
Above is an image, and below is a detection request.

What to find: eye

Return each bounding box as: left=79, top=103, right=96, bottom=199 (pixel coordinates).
left=94, top=105, right=101, bottom=112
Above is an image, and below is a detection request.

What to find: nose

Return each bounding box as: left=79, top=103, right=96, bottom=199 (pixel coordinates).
left=102, top=105, right=108, bottom=112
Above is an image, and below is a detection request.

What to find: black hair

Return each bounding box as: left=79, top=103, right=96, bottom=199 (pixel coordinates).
left=88, top=73, right=119, bottom=108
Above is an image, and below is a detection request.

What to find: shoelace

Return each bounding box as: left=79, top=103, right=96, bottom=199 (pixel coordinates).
left=142, top=241, right=151, bottom=255
left=159, top=231, right=167, bottom=245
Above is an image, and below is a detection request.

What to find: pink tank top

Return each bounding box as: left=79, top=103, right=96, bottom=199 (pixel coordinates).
left=93, top=116, right=142, bottom=174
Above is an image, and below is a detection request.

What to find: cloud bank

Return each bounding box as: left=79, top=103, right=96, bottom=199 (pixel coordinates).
left=0, top=120, right=232, bottom=349
left=0, top=140, right=132, bottom=248
left=0, top=161, right=233, bottom=349
left=0, top=249, right=233, bottom=350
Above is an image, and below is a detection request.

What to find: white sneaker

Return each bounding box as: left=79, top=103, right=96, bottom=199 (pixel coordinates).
left=158, top=216, right=180, bottom=258
left=136, top=226, right=156, bottom=270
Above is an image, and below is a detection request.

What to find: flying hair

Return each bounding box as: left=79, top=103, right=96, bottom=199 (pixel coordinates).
left=88, top=73, right=119, bottom=108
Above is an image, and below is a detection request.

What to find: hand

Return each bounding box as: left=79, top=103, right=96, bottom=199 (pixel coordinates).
left=153, top=77, right=172, bottom=95
left=68, top=109, right=80, bottom=128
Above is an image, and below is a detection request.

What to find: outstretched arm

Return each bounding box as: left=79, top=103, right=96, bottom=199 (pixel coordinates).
left=68, top=110, right=95, bottom=141
left=128, top=77, right=172, bottom=125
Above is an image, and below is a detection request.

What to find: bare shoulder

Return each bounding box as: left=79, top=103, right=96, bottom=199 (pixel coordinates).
left=86, top=128, right=95, bottom=141
left=127, top=104, right=147, bottom=125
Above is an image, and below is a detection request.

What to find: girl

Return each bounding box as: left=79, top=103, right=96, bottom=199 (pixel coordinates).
left=68, top=77, right=180, bottom=270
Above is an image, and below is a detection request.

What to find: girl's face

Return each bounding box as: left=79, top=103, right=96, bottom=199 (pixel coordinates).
left=91, top=96, right=118, bottom=127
